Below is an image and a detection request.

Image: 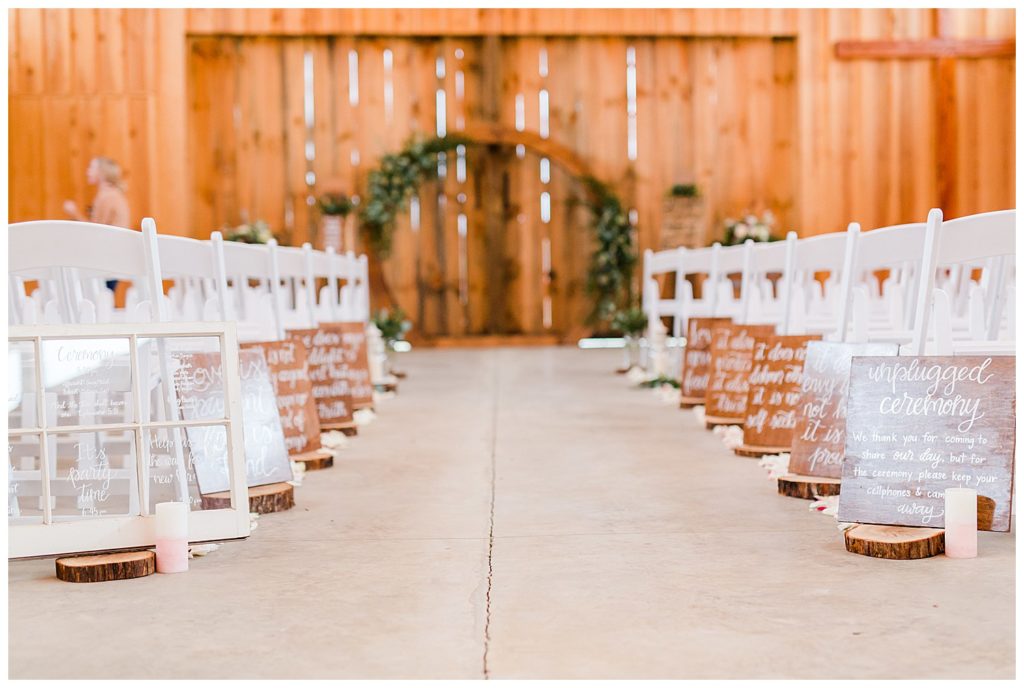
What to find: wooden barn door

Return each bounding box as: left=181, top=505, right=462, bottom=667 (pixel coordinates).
left=187, top=35, right=797, bottom=339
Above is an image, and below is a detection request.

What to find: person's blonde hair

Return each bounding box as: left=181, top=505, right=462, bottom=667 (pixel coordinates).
left=92, top=157, right=124, bottom=189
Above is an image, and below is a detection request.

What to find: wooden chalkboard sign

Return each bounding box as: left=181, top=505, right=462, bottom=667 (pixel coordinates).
left=703, top=323, right=775, bottom=427
left=288, top=326, right=356, bottom=433
left=838, top=356, right=1016, bottom=532
left=331, top=321, right=374, bottom=411
left=736, top=334, right=820, bottom=456
left=679, top=317, right=731, bottom=407
left=173, top=349, right=294, bottom=495
left=242, top=340, right=333, bottom=468
left=788, top=341, right=900, bottom=478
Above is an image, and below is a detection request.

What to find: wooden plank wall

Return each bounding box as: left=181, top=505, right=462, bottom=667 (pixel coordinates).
left=9, top=8, right=1016, bottom=337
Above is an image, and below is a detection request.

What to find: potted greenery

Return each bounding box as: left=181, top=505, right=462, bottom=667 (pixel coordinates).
left=661, top=183, right=704, bottom=249
left=318, top=192, right=355, bottom=251
left=612, top=307, right=647, bottom=372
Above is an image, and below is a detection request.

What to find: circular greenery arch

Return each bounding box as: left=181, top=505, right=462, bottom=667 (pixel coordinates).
left=359, top=130, right=636, bottom=328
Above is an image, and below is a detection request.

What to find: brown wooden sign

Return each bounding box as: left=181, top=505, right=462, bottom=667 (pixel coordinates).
left=704, top=323, right=775, bottom=421
left=789, top=341, right=899, bottom=478
left=331, top=321, right=374, bottom=410
left=680, top=317, right=731, bottom=401
left=288, top=326, right=355, bottom=429
left=741, top=334, right=821, bottom=450
left=242, top=339, right=323, bottom=457
left=838, top=356, right=1016, bottom=532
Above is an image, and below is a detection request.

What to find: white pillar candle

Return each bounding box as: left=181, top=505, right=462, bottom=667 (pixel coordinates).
left=154, top=501, right=190, bottom=573
left=944, top=487, right=978, bottom=559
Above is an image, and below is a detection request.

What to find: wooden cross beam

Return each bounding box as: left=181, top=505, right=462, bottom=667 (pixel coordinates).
left=833, top=9, right=1015, bottom=218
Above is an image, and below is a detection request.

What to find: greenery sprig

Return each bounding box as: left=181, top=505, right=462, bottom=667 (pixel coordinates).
left=581, top=176, right=637, bottom=327
left=360, top=135, right=470, bottom=257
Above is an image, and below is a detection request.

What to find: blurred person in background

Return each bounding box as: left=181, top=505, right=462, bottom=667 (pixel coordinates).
left=64, top=156, right=131, bottom=290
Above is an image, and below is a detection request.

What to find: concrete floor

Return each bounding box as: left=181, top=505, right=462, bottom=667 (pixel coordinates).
left=8, top=347, right=1015, bottom=679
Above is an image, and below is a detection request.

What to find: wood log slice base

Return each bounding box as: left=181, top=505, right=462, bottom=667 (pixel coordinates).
left=733, top=443, right=790, bottom=458
left=322, top=422, right=358, bottom=437
left=844, top=524, right=945, bottom=560
left=615, top=366, right=631, bottom=375
left=704, top=414, right=742, bottom=430
left=290, top=448, right=334, bottom=471
left=375, top=382, right=399, bottom=393
left=777, top=473, right=842, bottom=500
left=679, top=395, right=703, bottom=409
left=393, top=370, right=408, bottom=379
left=201, top=482, right=296, bottom=514
left=56, top=550, right=156, bottom=583
left=353, top=403, right=376, bottom=412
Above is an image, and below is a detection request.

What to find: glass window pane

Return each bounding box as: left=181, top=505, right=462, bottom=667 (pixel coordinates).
left=49, top=430, right=138, bottom=519
left=40, top=338, right=133, bottom=427
left=139, top=336, right=224, bottom=424
left=8, top=433, right=43, bottom=524
left=8, top=340, right=38, bottom=430
left=144, top=426, right=202, bottom=512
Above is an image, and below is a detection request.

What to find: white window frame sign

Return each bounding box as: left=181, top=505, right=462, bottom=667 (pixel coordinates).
left=8, top=320, right=251, bottom=559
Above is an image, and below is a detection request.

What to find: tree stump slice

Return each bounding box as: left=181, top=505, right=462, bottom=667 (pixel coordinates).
left=393, top=370, right=407, bottom=379
left=733, top=443, right=789, bottom=458
left=290, top=448, right=334, bottom=471
left=353, top=403, right=375, bottom=412
left=56, top=550, right=156, bottom=583
left=777, top=473, right=842, bottom=499
left=844, top=524, right=945, bottom=560
left=704, top=414, right=742, bottom=430
left=678, top=395, right=703, bottom=409
left=201, top=482, right=295, bottom=514
left=322, top=421, right=358, bottom=437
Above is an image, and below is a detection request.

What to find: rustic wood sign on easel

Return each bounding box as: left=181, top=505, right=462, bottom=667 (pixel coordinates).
left=242, top=340, right=335, bottom=470
left=734, top=334, right=820, bottom=458
left=332, top=321, right=374, bottom=411
left=679, top=317, right=731, bottom=408
left=703, top=323, right=775, bottom=428
left=780, top=341, right=899, bottom=498
left=838, top=356, right=1016, bottom=533
left=288, top=326, right=357, bottom=435
left=173, top=349, right=295, bottom=512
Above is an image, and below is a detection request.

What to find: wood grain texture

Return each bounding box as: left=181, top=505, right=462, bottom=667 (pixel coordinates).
left=741, top=334, right=820, bottom=451
left=55, top=550, right=156, bottom=582
left=288, top=327, right=356, bottom=427
left=680, top=317, right=732, bottom=404
left=8, top=8, right=1015, bottom=335
left=789, top=341, right=900, bottom=479
left=777, top=473, right=842, bottom=500
left=704, top=323, right=775, bottom=423
left=241, top=339, right=324, bottom=457
left=838, top=356, right=1016, bottom=532
left=843, top=524, right=944, bottom=560
left=201, top=481, right=295, bottom=514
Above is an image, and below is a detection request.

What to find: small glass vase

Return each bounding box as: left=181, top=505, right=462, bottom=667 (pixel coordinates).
left=623, top=334, right=641, bottom=370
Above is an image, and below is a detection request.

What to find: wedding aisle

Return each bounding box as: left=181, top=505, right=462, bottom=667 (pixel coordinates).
left=8, top=347, right=1014, bottom=680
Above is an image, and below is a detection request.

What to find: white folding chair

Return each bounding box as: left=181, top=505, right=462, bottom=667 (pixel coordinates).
left=787, top=226, right=856, bottom=339
left=8, top=219, right=164, bottom=325
left=214, top=235, right=286, bottom=342
left=909, top=208, right=1016, bottom=355
left=744, top=232, right=797, bottom=333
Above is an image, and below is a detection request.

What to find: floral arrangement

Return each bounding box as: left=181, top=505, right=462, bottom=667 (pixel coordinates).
left=668, top=183, right=700, bottom=198
left=722, top=211, right=777, bottom=246
left=611, top=307, right=647, bottom=337
left=318, top=193, right=355, bottom=217
left=372, top=307, right=412, bottom=347
left=225, top=220, right=273, bottom=244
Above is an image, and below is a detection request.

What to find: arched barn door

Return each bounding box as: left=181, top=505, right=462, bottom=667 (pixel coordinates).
left=187, top=35, right=798, bottom=339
